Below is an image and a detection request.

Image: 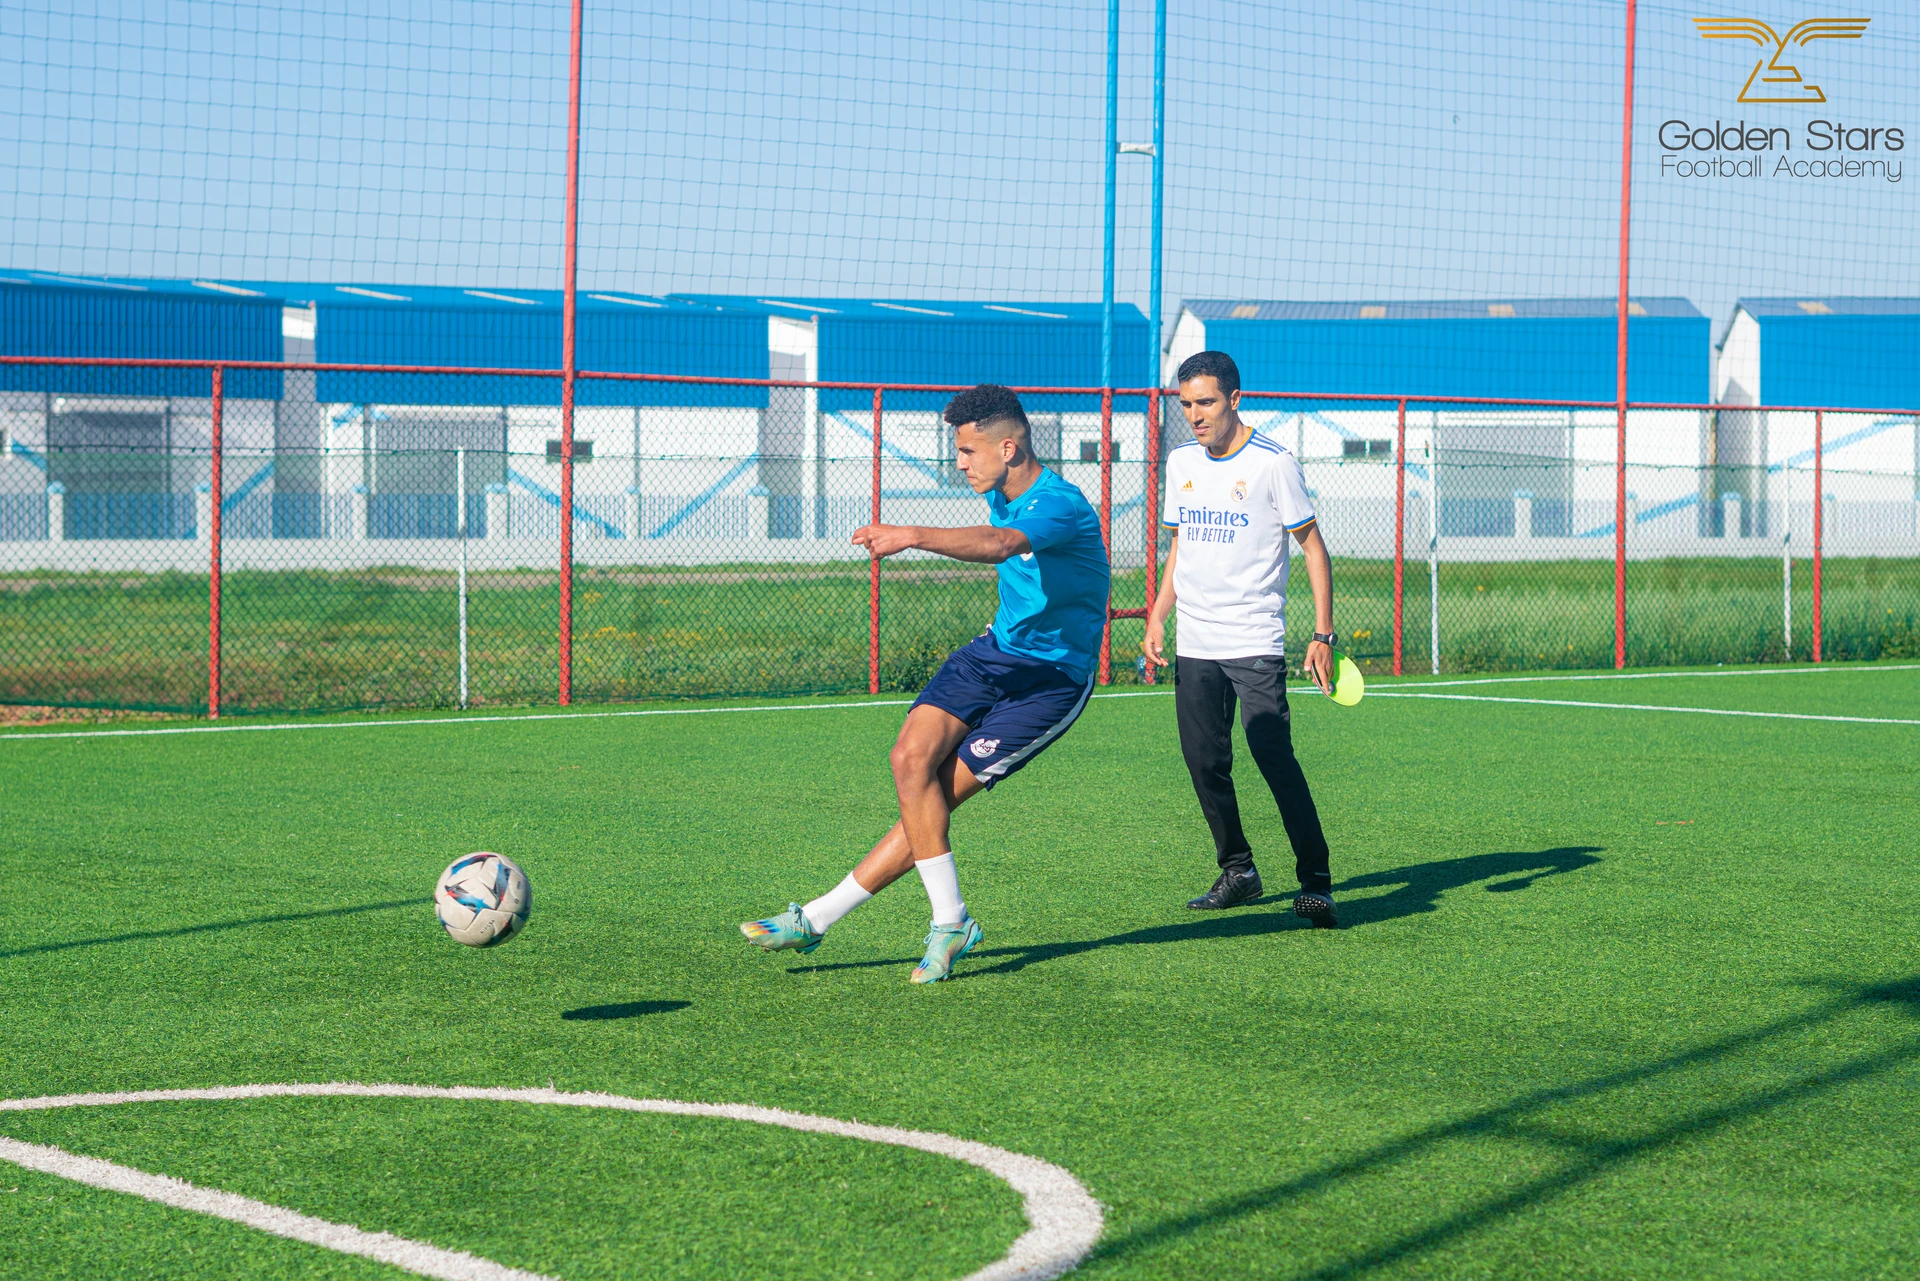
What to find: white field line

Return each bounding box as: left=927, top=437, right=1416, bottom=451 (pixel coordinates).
left=0, top=1082, right=1103, bottom=1281
left=0, top=700, right=912, bottom=742
left=1368, top=690, right=1920, bottom=726
left=0, top=1133, right=550, bottom=1281
left=0, top=689, right=1180, bottom=744
left=1369, top=663, right=1920, bottom=690
left=7, top=664, right=1912, bottom=744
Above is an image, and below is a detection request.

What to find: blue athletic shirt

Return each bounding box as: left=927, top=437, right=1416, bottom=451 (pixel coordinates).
left=985, top=467, right=1111, bottom=684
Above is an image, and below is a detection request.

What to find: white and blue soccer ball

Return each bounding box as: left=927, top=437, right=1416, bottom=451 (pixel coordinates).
left=434, top=852, right=531, bottom=948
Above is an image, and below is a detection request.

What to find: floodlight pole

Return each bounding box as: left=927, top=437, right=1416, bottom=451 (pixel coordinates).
left=1102, top=0, right=1118, bottom=393
left=1096, top=0, right=1118, bottom=684
left=557, top=0, right=584, bottom=705
left=1150, top=0, right=1164, bottom=389
left=1141, top=0, right=1165, bottom=686
left=1612, top=0, right=1637, bottom=670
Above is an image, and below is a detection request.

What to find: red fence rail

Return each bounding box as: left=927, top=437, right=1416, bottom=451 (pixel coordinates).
left=556, top=0, right=586, bottom=707
left=869, top=386, right=884, bottom=695
left=1815, top=409, right=1825, bottom=664
left=1615, top=0, right=1638, bottom=671
left=1393, top=397, right=1406, bottom=677
left=207, top=365, right=225, bottom=717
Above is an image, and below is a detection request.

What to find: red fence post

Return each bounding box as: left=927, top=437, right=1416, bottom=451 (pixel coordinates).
left=1813, top=409, right=1824, bottom=663
left=869, top=386, right=883, bottom=695
left=1393, top=398, right=1406, bottom=677
left=1613, top=0, right=1637, bottom=671
left=556, top=0, right=584, bottom=707
left=1142, top=388, right=1161, bottom=685
left=207, top=365, right=224, bottom=719
left=1098, top=388, right=1114, bottom=685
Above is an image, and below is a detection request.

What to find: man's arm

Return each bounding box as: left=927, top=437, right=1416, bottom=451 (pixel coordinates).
left=1294, top=522, right=1335, bottom=695
left=852, top=523, right=1031, bottom=564
left=1141, top=533, right=1178, bottom=668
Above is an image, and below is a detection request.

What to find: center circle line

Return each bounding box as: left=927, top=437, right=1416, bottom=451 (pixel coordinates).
left=0, top=1082, right=1103, bottom=1281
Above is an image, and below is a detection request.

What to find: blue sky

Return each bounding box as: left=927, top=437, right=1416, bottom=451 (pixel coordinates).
left=1, top=0, right=1913, bottom=338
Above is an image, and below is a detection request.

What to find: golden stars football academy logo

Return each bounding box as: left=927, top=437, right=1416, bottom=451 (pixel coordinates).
left=1694, top=17, right=1870, bottom=104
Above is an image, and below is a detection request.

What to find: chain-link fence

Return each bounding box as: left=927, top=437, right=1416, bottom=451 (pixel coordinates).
left=2, top=369, right=1915, bottom=715
left=1250, top=399, right=1920, bottom=674
left=0, top=372, right=1170, bottom=713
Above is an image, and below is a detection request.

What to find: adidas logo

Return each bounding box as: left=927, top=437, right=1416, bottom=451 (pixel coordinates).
left=1180, top=480, right=1194, bottom=491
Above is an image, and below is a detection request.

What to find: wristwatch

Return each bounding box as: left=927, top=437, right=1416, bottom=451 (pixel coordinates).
left=1311, top=631, right=1337, bottom=647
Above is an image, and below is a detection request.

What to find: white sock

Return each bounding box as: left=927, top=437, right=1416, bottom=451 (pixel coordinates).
left=802, top=873, right=872, bottom=933
left=914, top=853, right=966, bottom=928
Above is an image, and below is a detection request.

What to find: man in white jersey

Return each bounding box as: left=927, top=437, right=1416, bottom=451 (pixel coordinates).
left=1142, top=350, right=1339, bottom=927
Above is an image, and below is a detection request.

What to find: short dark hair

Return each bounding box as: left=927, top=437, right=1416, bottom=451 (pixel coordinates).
left=1177, top=350, right=1241, bottom=396
left=943, top=383, right=1030, bottom=434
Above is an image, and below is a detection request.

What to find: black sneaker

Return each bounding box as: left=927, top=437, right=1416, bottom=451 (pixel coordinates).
left=1187, top=868, right=1263, bottom=910
left=1293, top=891, right=1339, bottom=929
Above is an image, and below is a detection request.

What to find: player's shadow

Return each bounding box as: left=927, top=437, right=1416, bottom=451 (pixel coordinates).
left=1312, top=844, right=1604, bottom=929
left=0, top=899, right=420, bottom=960
left=791, top=847, right=1602, bottom=978
left=560, top=1000, right=691, bottom=1021
left=1086, top=971, right=1920, bottom=1277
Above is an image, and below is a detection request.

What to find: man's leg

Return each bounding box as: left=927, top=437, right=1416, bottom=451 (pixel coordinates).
left=849, top=709, right=986, bottom=893
left=743, top=710, right=984, bottom=953
left=880, top=703, right=989, bottom=984
left=1176, top=655, right=1264, bottom=909
left=796, top=712, right=981, bottom=929
left=1230, top=659, right=1334, bottom=902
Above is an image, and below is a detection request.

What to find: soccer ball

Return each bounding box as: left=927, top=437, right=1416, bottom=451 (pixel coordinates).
left=434, top=852, right=531, bottom=947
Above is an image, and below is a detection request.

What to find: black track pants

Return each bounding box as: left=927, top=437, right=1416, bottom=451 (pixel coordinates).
left=1174, top=654, right=1332, bottom=894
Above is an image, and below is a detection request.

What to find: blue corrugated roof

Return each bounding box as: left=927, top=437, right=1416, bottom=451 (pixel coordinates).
left=0, top=271, right=286, bottom=298
left=1185, top=297, right=1709, bottom=405
left=1737, top=297, right=1920, bottom=318
left=183, top=280, right=770, bottom=406
left=675, top=296, right=1132, bottom=325
left=0, top=275, right=284, bottom=398
left=1737, top=298, right=1920, bottom=410
left=676, top=296, right=1152, bottom=411
left=1, top=276, right=771, bottom=406
left=210, top=280, right=746, bottom=317
left=1189, top=297, right=1703, bottom=322
left=308, top=293, right=769, bottom=408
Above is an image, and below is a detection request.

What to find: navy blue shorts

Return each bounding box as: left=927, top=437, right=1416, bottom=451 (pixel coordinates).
left=912, top=633, right=1095, bottom=789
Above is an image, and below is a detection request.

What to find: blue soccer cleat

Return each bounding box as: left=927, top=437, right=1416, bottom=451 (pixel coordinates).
left=910, top=915, right=984, bottom=985
left=740, top=904, right=825, bottom=954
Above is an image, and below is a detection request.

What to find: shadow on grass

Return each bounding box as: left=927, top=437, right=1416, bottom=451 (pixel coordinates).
left=1332, top=845, right=1603, bottom=928
left=789, top=847, right=1603, bottom=978
left=0, top=899, right=421, bottom=960
left=1089, top=973, right=1920, bottom=1278
left=560, top=1000, right=691, bottom=1021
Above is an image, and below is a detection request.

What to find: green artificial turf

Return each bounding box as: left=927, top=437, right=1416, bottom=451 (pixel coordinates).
left=2, top=665, right=1919, bottom=1279
left=5, top=558, right=1918, bottom=715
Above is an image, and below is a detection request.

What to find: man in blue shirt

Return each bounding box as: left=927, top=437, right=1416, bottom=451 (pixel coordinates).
left=742, top=384, right=1110, bottom=983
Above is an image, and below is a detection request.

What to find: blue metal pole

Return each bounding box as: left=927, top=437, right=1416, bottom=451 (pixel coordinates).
left=1150, top=0, right=1164, bottom=391
left=1102, top=0, right=1118, bottom=389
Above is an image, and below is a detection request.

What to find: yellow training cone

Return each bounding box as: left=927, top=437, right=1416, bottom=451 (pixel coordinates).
left=1328, top=648, right=1365, bottom=706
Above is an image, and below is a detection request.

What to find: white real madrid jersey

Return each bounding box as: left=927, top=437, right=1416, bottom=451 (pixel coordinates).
left=1160, top=428, right=1317, bottom=659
